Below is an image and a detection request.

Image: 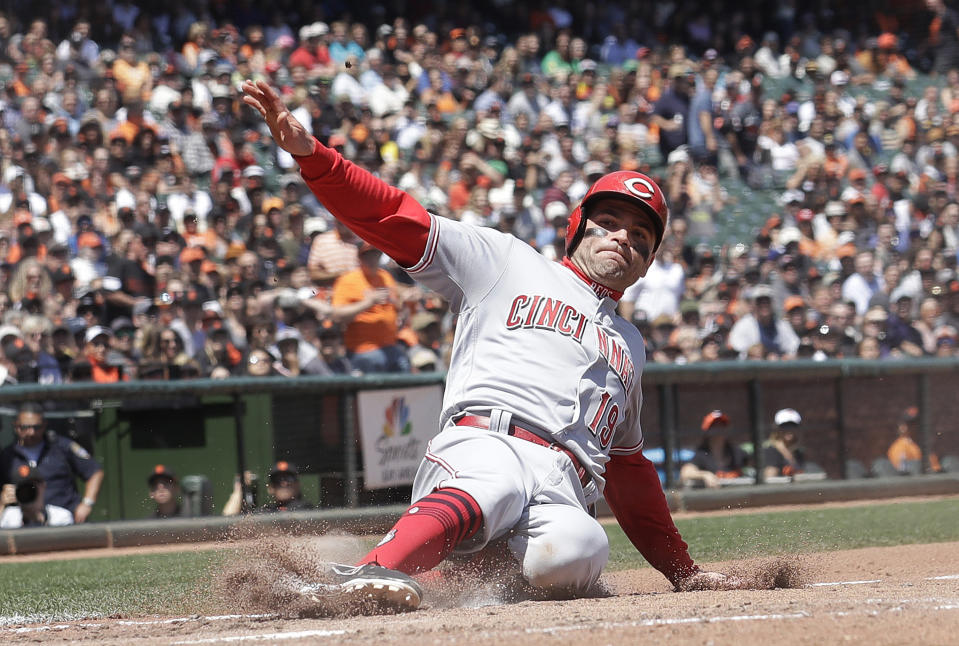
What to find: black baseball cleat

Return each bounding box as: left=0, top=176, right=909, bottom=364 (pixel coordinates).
left=297, top=563, right=423, bottom=613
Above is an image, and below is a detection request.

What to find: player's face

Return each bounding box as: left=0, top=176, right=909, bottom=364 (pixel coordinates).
left=150, top=479, right=176, bottom=504
left=572, top=197, right=658, bottom=291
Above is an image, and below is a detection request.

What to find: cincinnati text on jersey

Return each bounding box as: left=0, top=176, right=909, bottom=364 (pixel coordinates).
left=595, top=327, right=635, bottom=393
left=504, top=294, right=590, bottom=341
left=503, top=294, right=635, bottom=393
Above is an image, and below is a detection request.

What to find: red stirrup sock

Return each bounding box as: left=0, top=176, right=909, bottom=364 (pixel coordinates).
left=357, top=488, right=483, bottom=574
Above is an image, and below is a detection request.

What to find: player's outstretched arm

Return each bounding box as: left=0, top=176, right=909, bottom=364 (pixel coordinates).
left=604, top=450, right=697, bottom=585
left=605, top=451, right=747, bottom=591
left=240, top=79, right=431, bottom=267
left=240, top=80, right=313, bottom=157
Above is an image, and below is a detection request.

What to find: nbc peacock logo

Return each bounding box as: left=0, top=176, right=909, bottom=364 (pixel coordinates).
left=382, top=397, right=412, bottom=437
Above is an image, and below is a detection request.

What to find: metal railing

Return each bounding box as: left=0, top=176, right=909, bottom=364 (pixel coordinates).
left=1, top=358, right=956, bottom=519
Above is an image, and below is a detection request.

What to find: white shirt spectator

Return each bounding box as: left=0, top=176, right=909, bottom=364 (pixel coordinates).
left=758, top=135, right=799, bottom=172
left=71, top=251, right=104, bottom=288
left=168, top=187, right=214, bottom=229
left=728, top=313, right=801, bottom=358
left=368, top=80, right=409, bottom=117
left=331, top=72, right=366, bottom=106
left=48, top=208, right=72, bottom=246
left=621, top=256, right=685, bottom=321
left=842, top=271, right=884, bottom=316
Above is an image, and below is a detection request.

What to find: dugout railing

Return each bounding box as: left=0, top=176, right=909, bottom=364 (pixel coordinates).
left=1, top=358, right=957, bottom=522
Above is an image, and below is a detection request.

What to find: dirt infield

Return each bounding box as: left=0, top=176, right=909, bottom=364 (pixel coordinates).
left=3, top=540, right=958, bottom=645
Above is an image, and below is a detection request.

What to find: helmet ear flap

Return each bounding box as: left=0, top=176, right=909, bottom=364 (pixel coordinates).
left=565, top=204, right=585, bottom=256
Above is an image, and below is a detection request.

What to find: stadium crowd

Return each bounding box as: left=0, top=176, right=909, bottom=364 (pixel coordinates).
left=2, top=1, right=959, bottom=385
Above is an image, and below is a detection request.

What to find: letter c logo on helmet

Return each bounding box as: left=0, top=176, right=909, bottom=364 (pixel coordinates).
left=565, top=170, right=669, bottom=256
left=623, top=177, right=656, bottom=199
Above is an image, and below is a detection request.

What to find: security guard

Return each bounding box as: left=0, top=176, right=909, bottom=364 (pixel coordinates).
left=0, top=402, right=104, bottom=522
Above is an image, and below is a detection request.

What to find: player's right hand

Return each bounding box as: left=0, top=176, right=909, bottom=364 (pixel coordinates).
left=240, top=80, right=314, bottom=157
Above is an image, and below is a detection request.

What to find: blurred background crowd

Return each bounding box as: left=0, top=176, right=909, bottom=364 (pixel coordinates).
left=2, top=0, right=959, bottom=383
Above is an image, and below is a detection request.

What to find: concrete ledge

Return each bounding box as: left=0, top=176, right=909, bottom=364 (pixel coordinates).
left=0, top=505, right=409, bottom=556
left=2, top=475, right=958, bottom=556
left=672, top=473, right=959, bottom=512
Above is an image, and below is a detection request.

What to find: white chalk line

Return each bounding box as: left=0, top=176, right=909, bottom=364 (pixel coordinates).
left=3, top=613, right=277, bottom=635
left=527, top=601, right=959, bottom=635
left=804, top=579, right=882, bottom=587
left=171, top=629, right=348, bottom=644
left=4, top=574, right=959, bottom=641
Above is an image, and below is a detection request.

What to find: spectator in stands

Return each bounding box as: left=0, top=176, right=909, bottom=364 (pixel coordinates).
left=0, top=466, right=74, bottom=528
left=20, top=315, right=61, bottom=384
left=316, top=322, right=354, bottom=374
left=728, top=284, right=801, bottom=359
left=680, top=410, right=749, bottom=488
left=0, top=403, right=103, bottom=522
left=307, top=220, right=360, bottom=286
left=147, top=464, right=190, bottom=518
left=76, top=325, right=127, bottom=382
left=196, top=320, right=244, bottom=378
left=107, top=316, right=139, bottom=378
left=406, top=311, right=443, bottom=373
left=763, top=408, right=810, bottom=478
left=842, top=250, right=883, bottom=317
left=157, top=327, right=192, bottom=378
left=270, top=327, right=331, bottom=376
left=244, top=348, right=280, bottom=376
left=331, top=243, right=410, bottom=373
left=619, top=233, right=685, bottom=323
left=0, top=5, right=958, bottom=386
left=651, top=65, right=692, bottom=161
left=885, top=295, right=925, bottom=358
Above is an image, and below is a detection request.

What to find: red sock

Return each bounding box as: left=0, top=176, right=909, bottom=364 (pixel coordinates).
left=357, top=488, right=483, bottom=574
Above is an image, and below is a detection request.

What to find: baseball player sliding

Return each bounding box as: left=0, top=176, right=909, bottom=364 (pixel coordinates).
left=242, top=80, right=741, bottom=612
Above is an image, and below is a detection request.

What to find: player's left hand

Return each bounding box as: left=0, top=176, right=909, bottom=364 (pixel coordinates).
left=240, top=80, right=314, bottom=157
left=675, top=570, right=747, bottom=591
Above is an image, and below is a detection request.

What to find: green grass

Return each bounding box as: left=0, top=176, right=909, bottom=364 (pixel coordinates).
left=1, top=498, right=958, bottom=622
left=605, top=498, right=959, bottom=570
left=0, top=551, right=230, bottom=623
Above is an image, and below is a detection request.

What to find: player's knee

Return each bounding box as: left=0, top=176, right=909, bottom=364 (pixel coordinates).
left=521, top=519, right=609, bottom=594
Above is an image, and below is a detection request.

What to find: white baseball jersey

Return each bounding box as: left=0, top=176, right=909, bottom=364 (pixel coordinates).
left=296, top=139, right=697, bottom=586
left=407, top=215, right=646, bottom=497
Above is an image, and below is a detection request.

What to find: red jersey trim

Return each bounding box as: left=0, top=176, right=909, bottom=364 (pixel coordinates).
left=406, top=214, right=440, bottom=274
left=609, top=439, right=644, bottom=455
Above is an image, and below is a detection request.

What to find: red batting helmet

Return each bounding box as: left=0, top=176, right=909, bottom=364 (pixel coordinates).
left=565, top=170, right=669, bottom=256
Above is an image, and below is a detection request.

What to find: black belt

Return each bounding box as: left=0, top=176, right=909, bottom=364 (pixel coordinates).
left=454, top=414, right=591, bottom=487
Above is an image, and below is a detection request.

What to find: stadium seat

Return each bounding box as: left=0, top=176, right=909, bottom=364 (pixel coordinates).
left=870, top=457, right=900, bottom=478
left=181, top=475, right=214, bottom=516
left=804, top=461, right=825, bottom=474
left=845, top=459, right=868, bottom=479
left=938, top=455, right=959, bottom=473
left=901, top=459, right=922, bottom=476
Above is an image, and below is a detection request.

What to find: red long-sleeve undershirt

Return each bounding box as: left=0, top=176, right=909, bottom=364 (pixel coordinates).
left=603, top=450, right=698, bottom=586
left=294, top=137, right=432, bottom=268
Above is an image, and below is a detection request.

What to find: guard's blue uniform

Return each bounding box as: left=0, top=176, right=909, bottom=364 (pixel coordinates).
left=1, top=432, right=102, bottom=511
